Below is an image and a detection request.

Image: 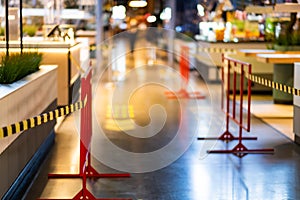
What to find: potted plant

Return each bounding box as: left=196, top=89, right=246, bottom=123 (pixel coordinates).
left=0, top=52, right=42, bottom=84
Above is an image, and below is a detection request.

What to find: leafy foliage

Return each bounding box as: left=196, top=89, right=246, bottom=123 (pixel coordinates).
left=0, top=52, right=43, bottom=84
left=64, top=0, right=78, bottom=8
left=23, top=25, right=38, bottom=37
left=0, top=27, right=4, bottom=36
left=269, top=11, right=300, bottom=49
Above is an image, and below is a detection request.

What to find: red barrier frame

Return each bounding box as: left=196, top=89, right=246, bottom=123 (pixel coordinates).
left=165, top=45, right=205, bottom=99
left=198, top=55, right=256, bottom=142
left=39, top=66, right=131, bottom=200
left=198, top=55, right=274, bottom=157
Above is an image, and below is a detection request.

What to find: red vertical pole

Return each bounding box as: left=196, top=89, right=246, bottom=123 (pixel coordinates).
left=184, top=46, right=189, bottom=85
left=221, top=54, right=225, bottom=111
left=165, top=45, right=204, bottom=99
left=86, top=70, right=93, bottom=172
left=238, top=64, right=244, bottom=143
left=247, top=64, right=252, bottom=132
left=225, top=60, right=231, bottom=133
left=80, top=68, right=92, bottom=177
left=81, top=169, right=87, bottom=197
left=180, top=46, right=189, bottom=89
left=80, top=75, right=87, bottom=177
left=232, top=62, right=237, bottom=119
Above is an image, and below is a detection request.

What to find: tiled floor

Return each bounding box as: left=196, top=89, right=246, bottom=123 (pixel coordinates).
left=23, top=34, right=300, bottom=200
left=250, top=95, right=294, bottom=140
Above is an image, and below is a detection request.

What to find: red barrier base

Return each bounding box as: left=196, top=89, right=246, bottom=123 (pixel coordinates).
left=207, top=142, right=274, bottom=158
left=73, top=189, right=131, bottom=200
left=48, top=166, right=131, bottom=179
left=42, top=167, right=131, bottom=200
left=165, top=89, right=205, bottom=99
left=38, top=188, right=132, bottom=200
left=197, top=131, right=257, bottom=142
left=41, top=166, right=131, bottom=200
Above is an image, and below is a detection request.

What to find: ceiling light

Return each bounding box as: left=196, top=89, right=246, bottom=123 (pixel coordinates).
left=147, top=15, right=157, bottom=23
left=160, top=7, right=172, bottom=20
left=112, top=5, right=126, bottom=19
left=129, top=0, right=148, bottom=8
left=197, top=4, right=205, bottom=17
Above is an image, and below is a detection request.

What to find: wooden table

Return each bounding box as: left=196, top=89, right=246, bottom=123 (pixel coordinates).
left=237, top=49, right=276, bottom=57
left=256, top=53, right=300, bottom=64
left=256, top=53, right=300, bottom=104
left=238, top=49, right=300, bottom=57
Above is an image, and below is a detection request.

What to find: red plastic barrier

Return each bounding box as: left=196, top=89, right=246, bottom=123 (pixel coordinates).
left=165, top=45, right=205, bottom=99
left=198, top=54, right=274, bottom=157
left=218, top=55, right=255, bottom=142
left=40, top=64, right=131, bottom=200
left=180, top=46, right=190, bottom=87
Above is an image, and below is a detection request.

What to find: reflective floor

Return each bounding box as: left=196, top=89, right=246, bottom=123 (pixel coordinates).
left=24, top=34, right=300, bottom=200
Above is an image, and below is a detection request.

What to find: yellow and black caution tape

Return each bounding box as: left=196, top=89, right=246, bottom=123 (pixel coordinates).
left=199, top=47, right=237, bottom=54
left=89, top=44, right=236, bottom=55
left=90, top=45, right=97, bottom=51
left=244, top=72, right=300, bottom=96
left=89, top=44, right=111, bottom=51
left=226, top=62, right=300, bottom=96
left=0, top=97, right=87, bottom=139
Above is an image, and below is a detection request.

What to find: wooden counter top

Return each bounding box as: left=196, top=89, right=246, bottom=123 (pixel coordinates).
left=238, top=49, right=276, bottom=57
left=238, top=49, right=300, bottom=57
left=256, top=53, right=300, bottom=64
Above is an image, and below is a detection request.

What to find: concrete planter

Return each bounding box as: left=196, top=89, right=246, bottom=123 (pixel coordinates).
left=0, top=65, right=57, bottom=199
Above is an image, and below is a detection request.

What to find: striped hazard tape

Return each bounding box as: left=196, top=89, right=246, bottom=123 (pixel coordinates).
left=90, top=44, right=110, bottom=51
left=244, top=72, right=300, bottom=96
left=226, top=62, right=300, bottom=96
left=198, top=47, right=237, bottom=54
left=89, top=45, right=237, bottom=55
left=0, top=96, right=87, bottom=139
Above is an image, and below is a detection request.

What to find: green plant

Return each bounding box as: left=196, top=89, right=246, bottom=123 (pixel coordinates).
left=23, top=25, right=37, bottom=37
left=0, top=52, right=43, bottom=84
left=269, top=24, right=300, bottom=51
left=268, top=3, right=300, bottom=50
left=0, top=27, right=4, bottom=36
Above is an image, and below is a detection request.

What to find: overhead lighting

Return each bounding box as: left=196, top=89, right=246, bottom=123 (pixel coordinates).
left=147, top=15, right=157, bottom=23
left=129, top=0, right=147, bottom=8
left=197, top=4, right=205, bottom=17
left=8, top=15, right=16, bottom=20
left=160, top=7, right=172, bottom=20
left=112, top=5, right=126, bottom=19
